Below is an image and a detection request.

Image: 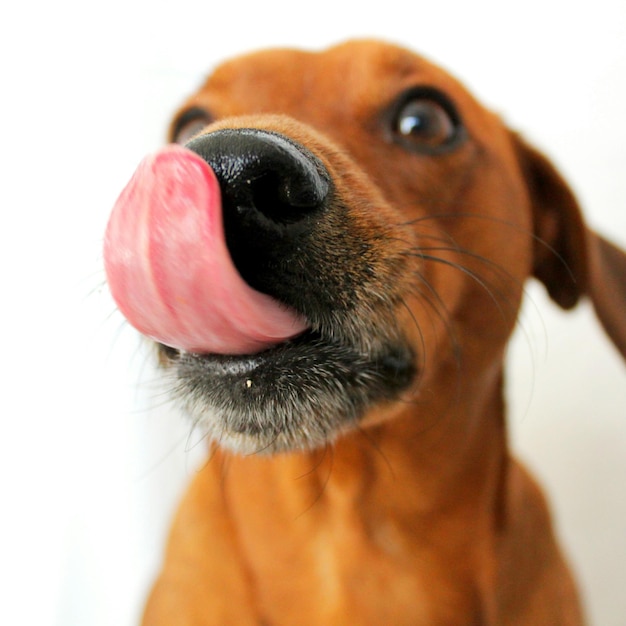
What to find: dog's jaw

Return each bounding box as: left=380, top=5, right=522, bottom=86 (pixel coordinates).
left=161, top=331, right=416, bottom=454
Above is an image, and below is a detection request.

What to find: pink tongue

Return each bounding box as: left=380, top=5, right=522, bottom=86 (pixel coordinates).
left=104, top=144, right=308, bottom=354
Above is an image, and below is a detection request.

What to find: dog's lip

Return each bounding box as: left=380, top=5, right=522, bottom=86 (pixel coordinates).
left=163, top=326, right=417, bottom=390
left=161, top=328, right=318, bottom=370
left=164, top=324, right=416, bottom=454
left=184, top=342, right=289, bottom=370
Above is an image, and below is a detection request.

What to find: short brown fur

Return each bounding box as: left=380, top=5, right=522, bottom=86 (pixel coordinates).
left=140, top=40, right=626, bottom=625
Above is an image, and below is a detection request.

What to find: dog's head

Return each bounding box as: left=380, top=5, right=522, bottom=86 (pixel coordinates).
left=105, top=40, right=626, bottom=453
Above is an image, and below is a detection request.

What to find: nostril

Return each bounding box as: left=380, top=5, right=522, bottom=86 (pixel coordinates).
left=185, top=129, right=330, bottom=226
left=248, top=171, right=299, bottom=225
left=247, top=168, right=326, bottom=225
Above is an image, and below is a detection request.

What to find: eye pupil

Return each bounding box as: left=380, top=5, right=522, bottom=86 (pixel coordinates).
left=399, top=106, right=432, bottom=136
left=393, top=94, right=460, bottom=151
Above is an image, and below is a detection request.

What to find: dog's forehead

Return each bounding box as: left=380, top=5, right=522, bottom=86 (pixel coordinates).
left=190, top=40, right=471, bottom=116
left=211, top=40, right=425, bottom=83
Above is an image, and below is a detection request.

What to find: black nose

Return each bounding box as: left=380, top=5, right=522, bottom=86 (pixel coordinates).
left=186, top=129, right=330, bottom=225
left=185, top=128, right=332, bottom=299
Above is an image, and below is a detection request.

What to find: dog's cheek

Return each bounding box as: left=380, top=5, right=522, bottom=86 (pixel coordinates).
left=271, top=172, right=416, bottom=335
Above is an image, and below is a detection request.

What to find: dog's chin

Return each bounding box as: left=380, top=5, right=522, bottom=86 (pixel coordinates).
left=158, top=331, right=416, bottom=455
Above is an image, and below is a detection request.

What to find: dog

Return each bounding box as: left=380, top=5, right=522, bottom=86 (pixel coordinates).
left=104, top=40, right=626, bottom=625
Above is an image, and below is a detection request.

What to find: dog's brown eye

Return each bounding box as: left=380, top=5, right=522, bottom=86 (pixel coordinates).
left=171, top=108, right=213, bottom=144
left=392, top=90, right=462, bottom=152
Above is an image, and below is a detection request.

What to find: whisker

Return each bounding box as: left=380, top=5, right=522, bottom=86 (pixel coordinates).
left=409, top=240, right=549, bottom=397
left=355, top=424, right=396, bottom=480
left=295, top=443, right=335, bottom=519
left=398, top=211, right=576, bottom=283
left=409, top=251, right=514, bottom=323
left=295, top=442, right=332, bottom=480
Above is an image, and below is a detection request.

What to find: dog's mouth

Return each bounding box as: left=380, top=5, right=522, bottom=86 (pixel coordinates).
left=159, top=330, right=415, bottom=453
left=104, top=128, right=417, bottom=453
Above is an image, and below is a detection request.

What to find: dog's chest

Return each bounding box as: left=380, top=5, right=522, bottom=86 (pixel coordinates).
left=231, top=494, right=486, bottom=625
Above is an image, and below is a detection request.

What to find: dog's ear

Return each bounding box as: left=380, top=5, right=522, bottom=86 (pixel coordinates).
left=586, top=235, right=626, bottom=358
left=512, top=134, right=626, bottom=359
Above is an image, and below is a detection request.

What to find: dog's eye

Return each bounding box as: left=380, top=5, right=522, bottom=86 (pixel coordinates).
left=171, top=108, right=213, bottom=144
left=392, top=90, right=462, bottom=152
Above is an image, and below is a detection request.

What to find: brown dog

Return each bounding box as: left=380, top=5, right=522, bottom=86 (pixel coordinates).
left=105, top=40, right=626, bottom=625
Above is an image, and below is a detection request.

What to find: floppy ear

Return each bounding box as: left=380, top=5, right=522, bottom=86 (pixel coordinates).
left=512, top=134, right=626, bottom=359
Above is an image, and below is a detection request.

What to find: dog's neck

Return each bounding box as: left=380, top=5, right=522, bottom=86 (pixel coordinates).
left=195, top=363, right=510, bottom=626
left=217, top=362, right=507, bottom=528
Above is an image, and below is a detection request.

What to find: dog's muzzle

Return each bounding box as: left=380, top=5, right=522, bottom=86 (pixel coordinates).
left=105, top=125, right=416, bottom=453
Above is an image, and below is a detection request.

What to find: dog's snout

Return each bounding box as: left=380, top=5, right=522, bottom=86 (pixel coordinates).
left=186, top=129, right=330, bottom=226
left=184, top=127, right=333, bottom=304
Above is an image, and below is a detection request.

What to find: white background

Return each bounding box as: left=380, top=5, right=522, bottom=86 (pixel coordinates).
left=1, top=1, right=625, bottom=624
